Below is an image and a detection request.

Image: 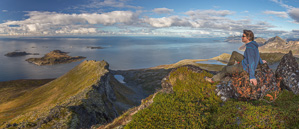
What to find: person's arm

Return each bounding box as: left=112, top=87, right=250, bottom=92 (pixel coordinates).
left=259, top=57, right=263, bottom=64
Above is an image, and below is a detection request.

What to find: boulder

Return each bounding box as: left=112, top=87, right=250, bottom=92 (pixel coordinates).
left=275, top=51, right=299, bottom=94
left=216, top=63, right=281, bottom=101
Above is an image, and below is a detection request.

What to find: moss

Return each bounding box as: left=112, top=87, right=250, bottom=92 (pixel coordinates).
left=124, top=66, right=299, bottom=128
left=125, top=67, right=221, bottom=128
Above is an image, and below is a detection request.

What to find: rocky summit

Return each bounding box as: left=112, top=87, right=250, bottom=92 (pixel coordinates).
left=216, top=63, right=281, bottom=101
left=258, top=36, right=299, bottom=54
left=276, top=51, right=299, bottom=94
left=25, top=50, right=86, bottom=65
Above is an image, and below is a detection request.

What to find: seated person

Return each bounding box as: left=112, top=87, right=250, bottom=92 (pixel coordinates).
left=205, top=30, right=266, bottom=86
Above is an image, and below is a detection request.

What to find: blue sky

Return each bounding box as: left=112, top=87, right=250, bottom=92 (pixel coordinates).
left=0, top=0, right=298, bottom=38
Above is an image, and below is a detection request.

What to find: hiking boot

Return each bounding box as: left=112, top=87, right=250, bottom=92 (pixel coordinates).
left=204, top=76, right=214, bottom=83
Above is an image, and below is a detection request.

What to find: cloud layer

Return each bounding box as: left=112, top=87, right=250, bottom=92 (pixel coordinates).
left=152, top=8, right=174, bottom=14
left=263, top=10, right=288, bottom=18
left=0, top=8, right=294, bottom=37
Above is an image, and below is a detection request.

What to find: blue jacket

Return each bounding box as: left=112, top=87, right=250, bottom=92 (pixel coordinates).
left=241, top=41, right=263, bottom=79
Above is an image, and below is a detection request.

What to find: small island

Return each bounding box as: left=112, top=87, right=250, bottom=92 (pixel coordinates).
left=86, top=46, right=104, bottom=49
left=26, top=50, right=86, bottom=66
left=5, top=51, right=39, bottom=57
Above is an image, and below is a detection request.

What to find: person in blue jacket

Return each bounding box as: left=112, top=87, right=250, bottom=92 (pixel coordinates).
left=205, top=30, right=267, bottom=86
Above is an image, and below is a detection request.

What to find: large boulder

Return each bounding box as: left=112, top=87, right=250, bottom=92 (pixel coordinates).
left=275, top=51, right=299, bottom=94
left=216, top=63, right=281, bottom=101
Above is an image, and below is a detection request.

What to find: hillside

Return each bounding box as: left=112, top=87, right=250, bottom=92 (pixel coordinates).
left=0, top=60, right=139, bottom=128
left=101, top=65, right=299, bottom=128
left=2, top=52, right=299, bottom=128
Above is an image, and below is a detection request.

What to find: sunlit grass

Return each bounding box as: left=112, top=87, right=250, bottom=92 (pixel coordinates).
left=125, top=66, right=299, bottom=128
left=0, top=60, right=108, bottom=124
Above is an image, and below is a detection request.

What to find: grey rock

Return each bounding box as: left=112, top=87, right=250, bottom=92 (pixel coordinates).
left=216, top=63, right=281, bottom=101
left=275, top=51, right=299, bottom=94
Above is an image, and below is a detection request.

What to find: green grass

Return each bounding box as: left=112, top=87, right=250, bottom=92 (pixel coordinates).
left=0, top=60, right=108, bottom=124
left=124, top=66, right=299, bottom=128
left=0, top=79, right=54, bottom=104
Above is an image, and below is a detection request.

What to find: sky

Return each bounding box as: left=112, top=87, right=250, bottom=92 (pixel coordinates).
left=0, top=0, right=298, bottom=38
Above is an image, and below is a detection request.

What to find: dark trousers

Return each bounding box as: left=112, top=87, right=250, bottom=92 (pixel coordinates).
left=212, top=51, right=244, bottom=82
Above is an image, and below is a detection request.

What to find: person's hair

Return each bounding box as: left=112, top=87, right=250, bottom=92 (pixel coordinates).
left=243, top=30, right=254, bottom=41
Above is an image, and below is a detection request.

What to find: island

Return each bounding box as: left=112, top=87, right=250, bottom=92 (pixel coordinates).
left=25, top=50, right=86, bottom=66
left=86, top=46, right=104, bottom=49
left=4, top=51, right=39, bottom=57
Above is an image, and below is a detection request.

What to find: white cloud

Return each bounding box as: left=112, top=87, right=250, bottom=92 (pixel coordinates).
left=263, top=10, right=288, bottom=18
left=2, top=10, right=7, bottom=12
left=0, top=11, right=138, bottom=36
left=270, top=0, right=293, bottom=9
left=144, top=16, right=190, bottom=27
left=0, top=9, right=291, bottom=38
left=185, top=10, right=234, bottom=19
left=152, top=8, right=174, bottom=14
left=288, top=8, right=299, bottom=23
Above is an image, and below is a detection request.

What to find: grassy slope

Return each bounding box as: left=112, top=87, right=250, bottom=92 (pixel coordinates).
left=124, top=67, right=299, bottom=128
left=0, top=79, right=54, bottom=105
left=0, top=60, right=108, bottom=123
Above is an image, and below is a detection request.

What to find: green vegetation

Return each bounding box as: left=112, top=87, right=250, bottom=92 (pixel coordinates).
left=124, top=66, right=299, bottom=128
left=0, top=60, right=109, bottom=127
left=0, top=79, right=53, bottom=104
left=259, top=52, right=299, bottom=65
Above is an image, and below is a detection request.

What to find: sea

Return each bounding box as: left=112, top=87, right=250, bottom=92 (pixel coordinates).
left=0, top=36, right=243, bottom=81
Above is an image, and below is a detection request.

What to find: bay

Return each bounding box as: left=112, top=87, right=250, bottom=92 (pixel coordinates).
left=0, top=36, right=243, bottom=81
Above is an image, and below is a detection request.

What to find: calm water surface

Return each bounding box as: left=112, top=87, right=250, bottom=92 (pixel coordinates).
left=0, top=37, right=243, bottom=81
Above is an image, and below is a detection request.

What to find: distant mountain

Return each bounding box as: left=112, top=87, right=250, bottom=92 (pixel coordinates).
left=238, top=37, right=266, bottom=51
left=259, top=36, right=299, bottom=54
left=238, top=36, right=299, bottom=55
left=225, top=35, right=241, bottom=43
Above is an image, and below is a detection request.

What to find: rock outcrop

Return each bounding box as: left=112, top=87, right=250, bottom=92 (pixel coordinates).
left=215, top=63, right=281, bottom=101
left=275, top=51, right=299, bottom=94
left=4, top=51, right=39, bottom=57
left=26, top=50, right=86, bottom=65
left=0, top=60, right=137, bottom=129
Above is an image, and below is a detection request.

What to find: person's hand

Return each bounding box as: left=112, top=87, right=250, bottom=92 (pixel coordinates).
left=250, top=79, right=257, bottom=86
left=262, top=60, right=267, bottom=63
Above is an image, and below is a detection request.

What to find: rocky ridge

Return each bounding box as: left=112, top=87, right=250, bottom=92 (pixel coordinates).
left=0, top=60, right=144, bottom=129
left=239, top=36, right=299, bottom=55
left=26, top=50, right=86, bottom=65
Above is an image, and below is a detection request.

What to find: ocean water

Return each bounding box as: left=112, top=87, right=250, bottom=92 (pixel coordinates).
left=0, top=37, right=243, bottom=81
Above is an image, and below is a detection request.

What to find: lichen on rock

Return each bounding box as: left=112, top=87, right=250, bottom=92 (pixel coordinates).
left=275, top=51, right=299, bottom=94
left=216, top=63, right=281, bottom=101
